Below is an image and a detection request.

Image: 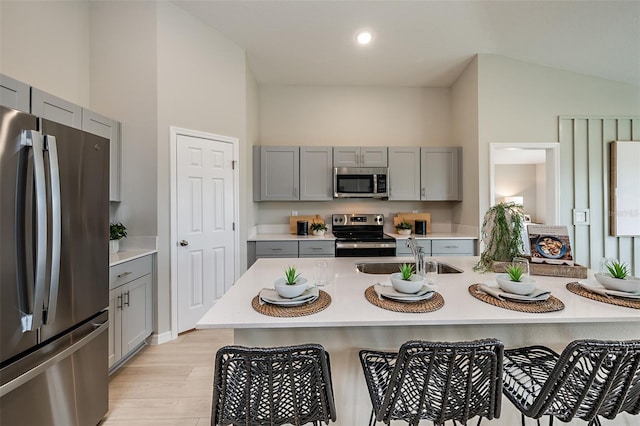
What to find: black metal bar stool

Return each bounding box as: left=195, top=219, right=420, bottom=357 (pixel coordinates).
left=211, top=343, right=337, bottom=426
left=501, top=339, right=640, bottom=426
left=359, top=339, right=504, bottom=426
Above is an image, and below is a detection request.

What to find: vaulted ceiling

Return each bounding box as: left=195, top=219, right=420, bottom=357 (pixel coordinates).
left=173, top=0, right=640, bottom=87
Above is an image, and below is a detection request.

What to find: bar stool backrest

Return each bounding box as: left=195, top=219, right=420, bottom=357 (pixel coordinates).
left=533, top=340, right=640, bottom=422
left=212, top=343, right=336, bottom=426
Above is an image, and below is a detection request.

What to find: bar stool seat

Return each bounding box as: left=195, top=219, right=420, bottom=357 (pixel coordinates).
left=211, top=343, right=336, bottom=426
left=359, top=339, right=504, bottom=426
left=501, top=339, right=640, bottom=426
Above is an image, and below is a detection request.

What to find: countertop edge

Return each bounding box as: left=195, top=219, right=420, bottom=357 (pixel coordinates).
left=109, top=249, right=157, bottom=266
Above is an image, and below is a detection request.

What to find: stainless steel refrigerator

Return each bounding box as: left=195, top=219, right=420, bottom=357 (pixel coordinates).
left=0, top=105, right=110, bottom=425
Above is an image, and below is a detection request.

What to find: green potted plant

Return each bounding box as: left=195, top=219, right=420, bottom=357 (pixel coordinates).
left=274, top=265, right=308, bottom=298
left=109, top=222, right=127, bottom=254
left=310, top=222, right=328, bottom=236
left=496, top=264, right=536, bottom=295
left=474, top=202, right=525, bottom=272
left=395, top=221, right=412, bottom=235
left=595, top=260, right=640, bottom=293
left=390, top=263, right=424, bottom=293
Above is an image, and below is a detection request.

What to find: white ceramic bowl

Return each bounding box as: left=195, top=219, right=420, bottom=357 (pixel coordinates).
left=496, top=274, right=536, bottom=295
left=397, top=229, right=411, bottom=235
left=594, top=273, right=640, bottom=293
left=274, top=277, right=308, bottom=298
left=390, top=272, right=425, bottom=294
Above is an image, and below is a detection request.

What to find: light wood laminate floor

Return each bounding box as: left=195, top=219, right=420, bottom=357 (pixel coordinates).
left=102, top=329, right=233, bottom=426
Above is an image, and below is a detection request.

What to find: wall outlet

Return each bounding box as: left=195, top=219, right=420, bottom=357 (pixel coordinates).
left=291, top=211, right=298, bottom=216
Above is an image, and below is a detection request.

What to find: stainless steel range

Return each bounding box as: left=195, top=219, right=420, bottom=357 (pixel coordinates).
left=332, top=213, right=396, bottom=257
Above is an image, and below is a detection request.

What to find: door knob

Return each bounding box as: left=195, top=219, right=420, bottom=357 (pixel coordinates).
left=179, top=240, right=189, bottom=247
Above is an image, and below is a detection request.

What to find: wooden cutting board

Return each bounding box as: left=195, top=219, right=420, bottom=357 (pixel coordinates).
left=394, top=213, right=431, bottom=234
left=289, top=215, right=324, bottom=234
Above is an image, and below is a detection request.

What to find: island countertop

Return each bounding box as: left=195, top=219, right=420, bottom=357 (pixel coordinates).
left=197, top=256, right=639, bottom=329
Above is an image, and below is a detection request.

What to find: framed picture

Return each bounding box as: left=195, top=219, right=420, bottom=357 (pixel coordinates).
left=523, top=214, right=532, bottom=223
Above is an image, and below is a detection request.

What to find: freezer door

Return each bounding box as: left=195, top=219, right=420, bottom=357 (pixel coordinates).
left=39, top=119, right=109, bottom=342
left=0, top=311, right=109, bottom=426
left=0, top=106, right=39, bottom=364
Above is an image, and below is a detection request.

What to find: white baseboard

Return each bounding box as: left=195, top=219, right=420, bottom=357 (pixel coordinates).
left=149, top=331, right=174, bottom=345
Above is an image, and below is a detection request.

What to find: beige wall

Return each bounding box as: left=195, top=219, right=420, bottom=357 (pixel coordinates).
left=494, top=164, right=539, bottom=220
left=0, top=1, right=90, bottom=107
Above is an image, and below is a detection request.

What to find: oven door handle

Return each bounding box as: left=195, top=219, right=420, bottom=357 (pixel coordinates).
left=336, top=241, right=396, bottom=249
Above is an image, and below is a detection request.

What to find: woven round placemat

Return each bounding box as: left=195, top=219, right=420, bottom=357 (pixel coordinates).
left=251, top=290, right=331, bottom=317
left=364, top=286, right=444, bottom=313
left=566, top=282, right=640, bottom=310
left=468, top=284, right=565, bottom=313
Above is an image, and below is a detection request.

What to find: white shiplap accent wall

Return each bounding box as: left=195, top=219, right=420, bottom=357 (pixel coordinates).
left=559, top=117, right=640, bottom=275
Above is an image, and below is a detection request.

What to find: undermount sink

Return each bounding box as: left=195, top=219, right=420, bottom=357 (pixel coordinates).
left=356, top=261, right=463, bottom=274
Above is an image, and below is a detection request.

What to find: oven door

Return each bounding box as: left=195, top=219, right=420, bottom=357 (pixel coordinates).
left=335, top=241, right=396, bottom=257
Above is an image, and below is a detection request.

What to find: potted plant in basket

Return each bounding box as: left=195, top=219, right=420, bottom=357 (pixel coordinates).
left=395, top=221, right=412, bottom=235
left=595, top=260, right=640, bottom=293
left=474, top=202, right=525, bottom=272
left=274, top=265, right=308, bottom=298
left=109, top=222, right=127, bottom=254
left=310, top=222, right=328, bottom=236
left=390, top=263, right=424, bottom=294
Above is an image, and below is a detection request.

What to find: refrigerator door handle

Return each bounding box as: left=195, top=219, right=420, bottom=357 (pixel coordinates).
left=43, top=135, right=61, bottom=324
left=0, top=319, right=109, bottom=398
left=20, top=130, right=47, bottom=332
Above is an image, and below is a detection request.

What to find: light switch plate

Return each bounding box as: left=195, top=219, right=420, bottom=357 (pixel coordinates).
left=573, top=209, right=590, bottom=225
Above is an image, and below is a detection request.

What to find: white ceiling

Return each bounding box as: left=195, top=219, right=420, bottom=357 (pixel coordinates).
left=172, top=0, right=640, bottom=87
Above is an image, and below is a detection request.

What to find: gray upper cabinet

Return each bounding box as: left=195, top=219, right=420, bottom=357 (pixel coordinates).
left=420, top=147, right=461, bottom=201
left=0, top=74, right=30, bottom=113
left=83, top=110, right=122, bottom=202
left=300, top=146, right=333, bottom=200
left=31, top=88, right=82, bottom=129
left=388, top=147, right=421, bottom=200
left=333, top=146, right=387, bottom=167
left=254, top=146, right=300, bottom=201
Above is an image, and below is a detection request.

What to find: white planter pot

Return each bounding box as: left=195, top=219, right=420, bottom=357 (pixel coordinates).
left=397, top=229, right=411, bottom=235
left=109, top=239, right=120, bottom=254
left=312, top=229, right=326, bottom=236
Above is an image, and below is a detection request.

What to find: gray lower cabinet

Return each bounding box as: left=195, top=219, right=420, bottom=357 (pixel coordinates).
left=396, top=239, right=431, bottom=256
left=108, top=255, right=154, bottom=371
left=420, top=147, right=461, bottom=201
left=431, top=239, right=475, bottom=256
left=299, top=240, right=334, bottom=257
left=248, top=240, right=335, bottom=267
left=0, top=73, right=30, bottom=112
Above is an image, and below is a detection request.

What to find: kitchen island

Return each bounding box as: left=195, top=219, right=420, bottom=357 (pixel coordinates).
left=197, top=257, right=639, bottom=425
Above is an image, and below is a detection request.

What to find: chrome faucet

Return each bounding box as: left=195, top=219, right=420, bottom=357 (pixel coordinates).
left=407, top=237, right=424, bottom=275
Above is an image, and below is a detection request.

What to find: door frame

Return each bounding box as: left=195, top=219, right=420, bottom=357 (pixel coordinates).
left=169, top=126, right=239, bottom=340
left=489, top=142, right=560, bottom=225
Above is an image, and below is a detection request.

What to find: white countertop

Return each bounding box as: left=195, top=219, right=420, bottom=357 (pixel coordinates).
left=197, top=256, right=640, bottom=329
left=109, top=249, right=157, bottom=266
left=389, top=231, right=477, bottom=240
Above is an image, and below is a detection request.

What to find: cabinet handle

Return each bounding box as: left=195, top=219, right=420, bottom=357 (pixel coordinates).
left=444, top=245, right=458, bottom=249
left=124, top=291, right=130, bottom=307
left=117, top=295, right=123, bottom=310
left=311, top=247, right=323, bottom=250
left=421, top=188, right=425, bottom=197
left=271, top=248, right=283, bottom=251
left=117, top=271, right=132, bottom=278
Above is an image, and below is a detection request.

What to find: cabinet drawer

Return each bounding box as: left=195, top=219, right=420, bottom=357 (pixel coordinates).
left=299, top=240, right=334, bottom=257
left=396, top=240, right=431, bottom=256
left=255, top=241, right=298, bottom=257
left=109, top=256, right=153, bottom=290
left=431, top=239, right=474, bottom=255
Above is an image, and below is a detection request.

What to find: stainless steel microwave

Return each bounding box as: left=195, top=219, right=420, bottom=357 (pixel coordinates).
left=333, top=167, right=389, bottom=198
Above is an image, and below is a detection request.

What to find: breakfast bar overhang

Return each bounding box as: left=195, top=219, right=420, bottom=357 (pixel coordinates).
left=197, top=257, right=640, bottom=425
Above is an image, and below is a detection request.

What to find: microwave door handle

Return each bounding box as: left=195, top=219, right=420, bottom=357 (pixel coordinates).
left=20, top=130, right=47, bottom=331
left=43, top=135, right=61, bottom=324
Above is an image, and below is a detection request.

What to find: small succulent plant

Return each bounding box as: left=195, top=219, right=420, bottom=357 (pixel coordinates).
left=109, top=222, right=127, bottom=240
left=399, top=263, right=415, bottom=281
left=284, top=266, right=302, bottom=285
left=506, top=264, right=524, bottom=282
left=605, top=261, right=629, bottom=279
left=310, top=222, right=328, bottom=231
left=396, top=221, right=412, bottom=230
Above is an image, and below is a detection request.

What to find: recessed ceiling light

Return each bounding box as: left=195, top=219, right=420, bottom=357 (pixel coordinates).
left=356, top=31, right=372, bottom=45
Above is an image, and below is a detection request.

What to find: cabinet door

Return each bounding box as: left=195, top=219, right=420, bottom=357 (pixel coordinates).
left=255, top=146, right=300, bottom=201
left=121, top=274, right=153, bottom=354
left=0, top=74, right=30, bottom=113
left=31, top=88, right=82, bottom=129
left=361, top=147, right=388, bottom=167
left=108, top=288, right=122, bottom=369
left=83, top=110, right=121, bottom=202
left=388, top=147, right=420, bottom=200
left=431, top=239, right=474, bottom=256
left=420, top=147, right=461, bottom=201
left=300, top=146, right=332, bottom=200
left=333, top=147, right=361, bottom=167
left=255, top=241, right=298, bottom=258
